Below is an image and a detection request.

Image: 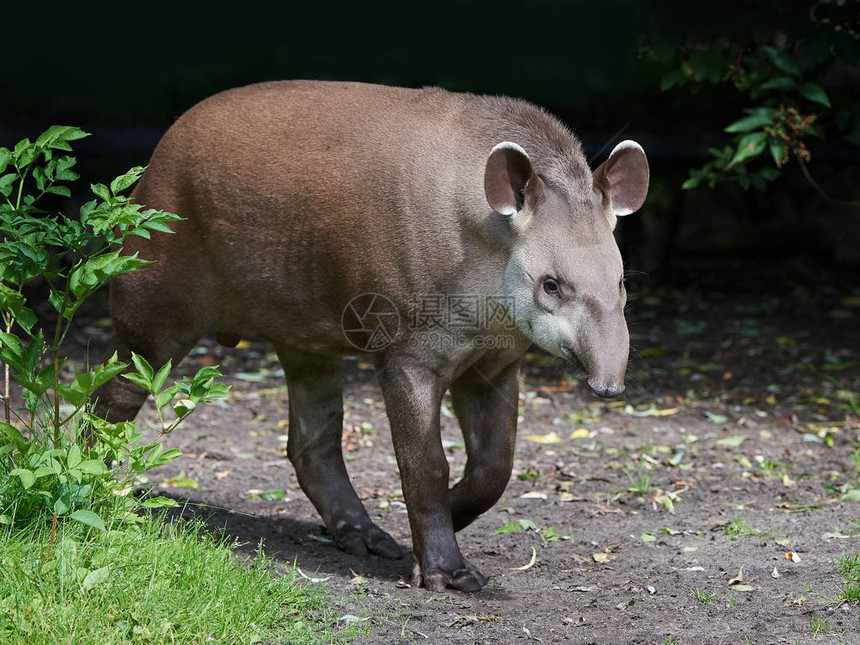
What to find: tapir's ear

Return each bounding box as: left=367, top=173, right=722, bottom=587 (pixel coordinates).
left=593, top=140, right=649, bottom=218
left=484, top=142, right=541, bottom=222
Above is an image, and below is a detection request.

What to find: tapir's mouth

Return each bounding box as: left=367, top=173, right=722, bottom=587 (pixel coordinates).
left=560, top=345, right=588, bottom=377
left=561, top=344, right=625, bottom=399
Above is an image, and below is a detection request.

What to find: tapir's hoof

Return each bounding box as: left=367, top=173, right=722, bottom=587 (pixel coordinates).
left=337, top=525, right=402, bottom=559
left=412, top=560, right=487, bottom=592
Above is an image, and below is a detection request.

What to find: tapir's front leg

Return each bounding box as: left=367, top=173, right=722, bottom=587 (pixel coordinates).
left=377, top=354, right=486, bottom=592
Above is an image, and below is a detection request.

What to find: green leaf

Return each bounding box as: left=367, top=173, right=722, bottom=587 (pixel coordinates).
left=0, top=332, right=25, bottom=369
left=0, top=172, right=18, bottom=197
left=46, top=185, right=72, bottom=197
left=151, top=360, right=173, bottom=395
left=769, top=140, right=785, bottom=167
left=130, top=353, right=153, bottom=382
left=173, top=398, right=196, bottom=420
left=660, top=69, right=685, bottom=91
left=57, top=384, right=87, bottom=408
left=0, top=423, right=31, bottom=453
left=841, top=489, right=860, bottom=502
left=77, top=459, right=109, bottom=475
left=110, top=167, right=145, bottom=195
left=493, top=522, right=523, bottom=535
left=163, top=472, right=198, bottom=489
left=716, top=435, right=749, bottom=448
left=155, top=385, right=179, bottom=410
left=763, top=46, right=801, bottom=76
left=759, top=76, right=797, bottom=91
left=725, top=112, right=774, bottom=133
left=82, top=565, right=112, bottom=591
left=140, top=496, right=179, bottom=509
left=799, top=82, right=831, bottom=107
left=11, top=468, right=35, bottom=489
left=53, top=495, right=71, bottom=515
left=35, top=126, right=89, bottom=151
left=91, top=183, right=111, bottom=202
left=33, top=464, right=59, bottom=478
left=705, top=411, right=730, bottom=425
left=141, top=219, right=176, bottom=234
left=69, top=510, right=105, bottom=531
left=121, top=372, right=153, bottom=392
left=67, top=443, right=81, bottom=469
left=728, top=132, right=767, bottom=167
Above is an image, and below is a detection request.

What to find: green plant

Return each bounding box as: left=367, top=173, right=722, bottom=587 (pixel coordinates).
left=722, top=515, right=776, bottom=542
left=0, top=516, right=338, bottom=644
left=623, top=463, right=653, bottom=497
left=835, top=553, right=860, bottom=603
left=690, top=586, right=717, bottom=603
left=807, top=616, right=832, bottom=636
left=0, top=126, right=227, bottom=535
left=646, top=3, right=860, bottom=204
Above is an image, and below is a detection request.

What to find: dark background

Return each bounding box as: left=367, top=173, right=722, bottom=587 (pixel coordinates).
left=3, top=0, right=859, bottom=280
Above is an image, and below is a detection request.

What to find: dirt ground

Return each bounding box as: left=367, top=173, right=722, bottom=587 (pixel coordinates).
left=69, top=257, right=860, bottom=644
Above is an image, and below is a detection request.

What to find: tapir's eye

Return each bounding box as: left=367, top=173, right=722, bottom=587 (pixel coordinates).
left=543, top=277, right=561, bottom=297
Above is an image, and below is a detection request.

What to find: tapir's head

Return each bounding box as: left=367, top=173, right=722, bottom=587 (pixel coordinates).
left=484, top=139, right=649, bottom=398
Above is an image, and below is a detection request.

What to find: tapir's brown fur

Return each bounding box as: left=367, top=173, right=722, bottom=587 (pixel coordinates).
left=98, top=80, right=649, bottom=592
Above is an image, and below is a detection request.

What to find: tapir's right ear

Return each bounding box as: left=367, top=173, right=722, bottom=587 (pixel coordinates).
left=592, top=140, right=650, bottom=219
left=484, top=142, right=542, bottom=226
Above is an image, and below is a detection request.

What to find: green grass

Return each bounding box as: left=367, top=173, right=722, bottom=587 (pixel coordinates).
left=835, top=552, right=860, bottom=603
left=690, top=587, right=717, bottom=603
left=0, top=517, right=346, bottom=644
left=722, top=515, right=776, bottom=541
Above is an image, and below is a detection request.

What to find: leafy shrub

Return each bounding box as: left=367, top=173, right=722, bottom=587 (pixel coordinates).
left=646, top=1, right=860, bottom=204
left=0, top=126, right=227, bottom=534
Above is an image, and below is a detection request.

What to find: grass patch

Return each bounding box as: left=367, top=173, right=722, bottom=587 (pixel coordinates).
left=835, top=552, right=860, bottom=604
left=722, top=515, right=776, bottom=541
left=0, top=517, right=344, bottom=644
left=690, top=587, right=717, bottom=603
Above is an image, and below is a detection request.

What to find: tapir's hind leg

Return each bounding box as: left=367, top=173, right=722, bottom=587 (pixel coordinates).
left=94, top=282, right=207, bottom=423
left=448, top=359, right=520, bottom=532
left=278, top=348, right=402, bottom=559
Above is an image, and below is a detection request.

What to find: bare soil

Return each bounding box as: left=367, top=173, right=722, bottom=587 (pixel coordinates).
left=69, top=258, right=860, bottom=644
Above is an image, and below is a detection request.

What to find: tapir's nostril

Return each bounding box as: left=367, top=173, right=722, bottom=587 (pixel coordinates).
left=588, top=379, right=625, bottom=399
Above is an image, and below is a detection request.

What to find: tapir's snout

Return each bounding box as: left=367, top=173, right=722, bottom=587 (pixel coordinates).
left=562, top=313, right=629, bottom=400
left=587, top=378, right=625, bottom=399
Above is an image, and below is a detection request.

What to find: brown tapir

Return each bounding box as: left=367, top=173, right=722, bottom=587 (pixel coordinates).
left=97, top=80, right=649, bottom=592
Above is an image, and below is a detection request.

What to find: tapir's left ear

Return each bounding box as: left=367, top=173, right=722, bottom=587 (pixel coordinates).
left=593, top=140, right=649, bottom=218
left=484, top=142, right=543, bottom=227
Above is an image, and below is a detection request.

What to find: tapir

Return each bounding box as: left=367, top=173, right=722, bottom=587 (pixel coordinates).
left=97, top=80, right=649, bottom=592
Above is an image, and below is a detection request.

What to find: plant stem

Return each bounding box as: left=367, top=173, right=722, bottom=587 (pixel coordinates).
left=797, top=156, right=860, bottom=208
left=51, top=279, right=72, bottom=449
left=3, top=317, right=10, bottom=425
left=38, top=512, right=59, bottom=574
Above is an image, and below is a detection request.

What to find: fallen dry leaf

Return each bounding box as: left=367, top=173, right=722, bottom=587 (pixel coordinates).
left=511, top=547, right=537, bottom=570
left=785, top=551, right=801, bottom=563
left=296, top=568, right=330, bottom=583
left=523, top=432, right=562, bottom=444
left=728, top=566, right=744, bottom=585
left=592, top=552, right=614, bottom=563
left=519, top=491, right=548, bottom=500
left=570, top=428, right=590, bottom=439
